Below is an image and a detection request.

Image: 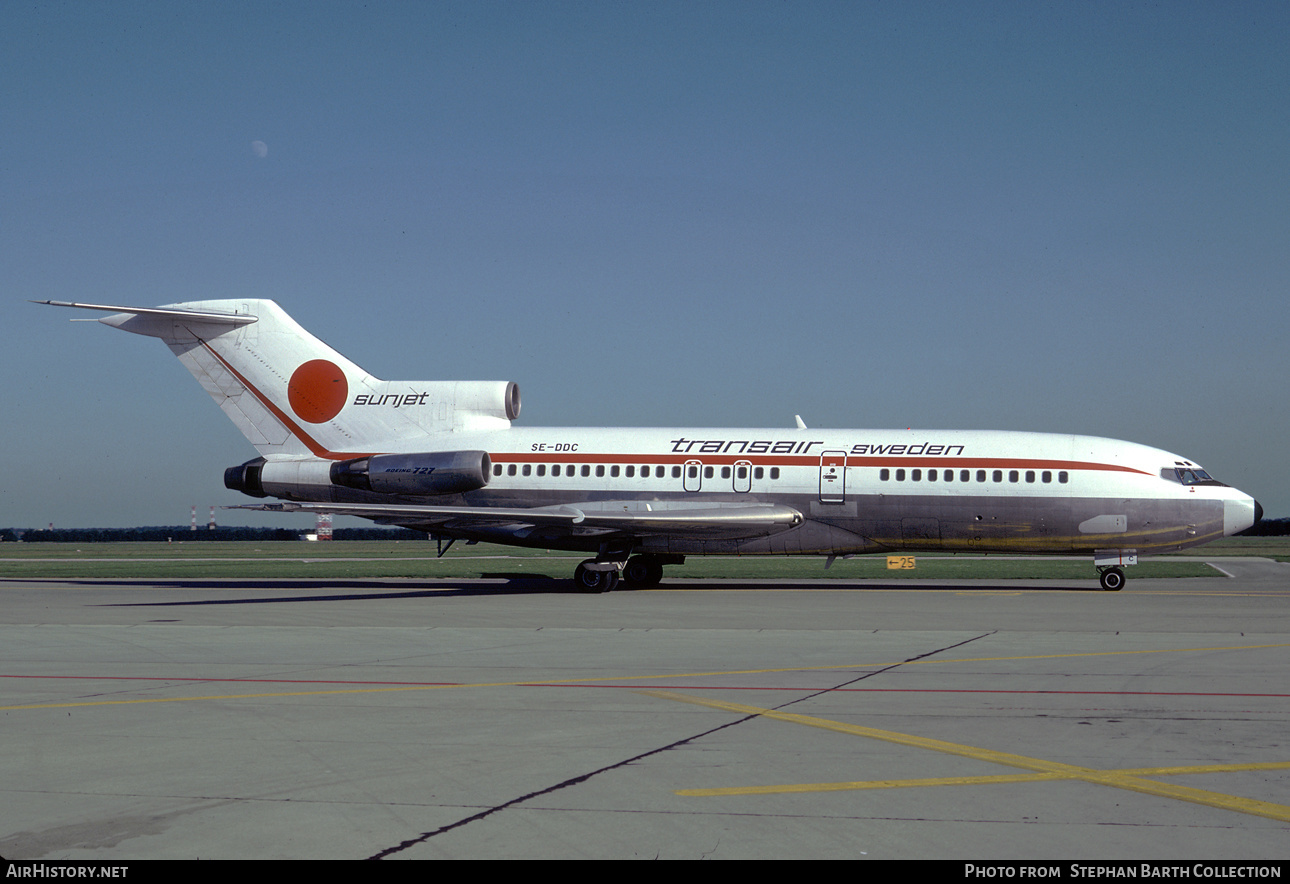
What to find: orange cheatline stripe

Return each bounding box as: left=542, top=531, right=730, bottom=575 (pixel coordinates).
left=493, top=450, right=1149, bottom=474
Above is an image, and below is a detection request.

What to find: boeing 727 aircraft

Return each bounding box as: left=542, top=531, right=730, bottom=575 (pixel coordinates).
left=40, top=299, right=1261, bottom=591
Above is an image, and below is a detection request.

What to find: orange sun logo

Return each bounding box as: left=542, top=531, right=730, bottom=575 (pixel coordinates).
left=288, top=359, right=348, bottom=423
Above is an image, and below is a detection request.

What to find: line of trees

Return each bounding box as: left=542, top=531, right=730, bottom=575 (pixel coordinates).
left=0, top=526, right=427, bottom=543
left=1237, top=517, right=1289, bottom=536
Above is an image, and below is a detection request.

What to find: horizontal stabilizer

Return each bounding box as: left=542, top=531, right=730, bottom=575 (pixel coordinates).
left=33, top=300, right=258, bottom=325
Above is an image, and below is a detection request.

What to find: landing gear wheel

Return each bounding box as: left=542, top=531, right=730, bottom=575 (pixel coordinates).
left=574, top=560, right=620, bottom=593
left=1099, top=567, right=1125, bottom=592
left=622, top=555, right=665, bottom=588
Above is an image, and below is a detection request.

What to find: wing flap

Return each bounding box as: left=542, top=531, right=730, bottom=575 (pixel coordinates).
left=232, top=500, right=804, bottom=540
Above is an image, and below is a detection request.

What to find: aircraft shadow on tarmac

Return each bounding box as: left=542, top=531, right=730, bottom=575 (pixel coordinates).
left=56, top=576, right=1106, bottom=606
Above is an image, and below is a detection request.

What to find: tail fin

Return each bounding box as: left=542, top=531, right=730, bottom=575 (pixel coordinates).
left=38, top=299, right=519, bottom=458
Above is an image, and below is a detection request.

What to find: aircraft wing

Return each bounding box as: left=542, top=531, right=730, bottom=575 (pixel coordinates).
left=232, top=500, right=803, bottom=540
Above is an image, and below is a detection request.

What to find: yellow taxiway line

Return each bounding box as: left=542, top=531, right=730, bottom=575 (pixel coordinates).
left=647, top=690, right=1290, bottom=822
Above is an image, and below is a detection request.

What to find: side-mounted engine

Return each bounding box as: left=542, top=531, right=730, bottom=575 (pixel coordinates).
left=330, top=451, right=492, bottom=495
left=225, top=450, right=492, bottom=499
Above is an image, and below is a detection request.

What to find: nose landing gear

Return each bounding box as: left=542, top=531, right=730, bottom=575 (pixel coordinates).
left=1094, top=551, right=1135, bottom=592
left=1097, top=566, right=1125, bottom=592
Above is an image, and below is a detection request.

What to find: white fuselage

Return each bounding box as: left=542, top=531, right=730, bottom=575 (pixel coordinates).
left=257, top=425, right=1257, bottom=558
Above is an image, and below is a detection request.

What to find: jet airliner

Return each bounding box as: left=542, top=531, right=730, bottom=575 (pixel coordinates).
left=40, top=299, right=1261, bottom=592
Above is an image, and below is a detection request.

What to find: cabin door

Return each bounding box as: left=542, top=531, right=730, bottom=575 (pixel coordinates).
left=683, top=459, right=703, bottom=492
left=819, top=451, right=847, bottom=503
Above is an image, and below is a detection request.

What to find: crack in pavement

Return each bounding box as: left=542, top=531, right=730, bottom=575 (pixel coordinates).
left=367, top=631, right=996, bottom=859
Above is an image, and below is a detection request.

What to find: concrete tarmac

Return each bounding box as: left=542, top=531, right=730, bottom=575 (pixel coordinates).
left=1, top=559, right=1288, bottom=860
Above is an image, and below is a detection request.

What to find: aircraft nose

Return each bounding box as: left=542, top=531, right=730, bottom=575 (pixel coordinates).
left=1223, top=497, right=1260, bottom=536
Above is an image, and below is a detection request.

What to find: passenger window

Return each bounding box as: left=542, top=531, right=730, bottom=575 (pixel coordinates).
left=1041, top=471, right=1051, bottom=483
left=673, top=466, right=682, bottom=479
left=1009, top=470, right=1018, bottom=483
left=493, top=464, right=502, bottom=476
left=704, top=466, right=714, bottom=479
left=626, top=465, right=634, bottom=478
left=880, top=468, right=890, bottom=481
left=581, top=465, right=590, bottom=477
left=1025, top=470, right=1035, bottom=483
left=522, top=464, right=531, bottom=476
left=610, top=465, right=619, bottom=477
left=993, top=470, right=1003, bottom=482
left=896, top=469, right=905, bottom=481
left=596, top=465, right=605, bottom=477
left=507, top=464, right=517, bottom=477
left=976, top=470, right=986, bottom=482
left=1059, top=471, right=1069, bottom=483
left=770, top=467, right=780, bottom=479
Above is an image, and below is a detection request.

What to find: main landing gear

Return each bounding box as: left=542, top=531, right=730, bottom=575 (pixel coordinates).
left=622, top=555, right=665, bottom=587
left=574, top=560, right=620, bottom=593
left=573, top=554, right=670, bottom=593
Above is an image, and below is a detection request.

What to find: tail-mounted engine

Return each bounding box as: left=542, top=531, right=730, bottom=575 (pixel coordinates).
left=224, top=457, right=268, bottom=498
left=225, top=451, right=492, bottom=500
left=329, top=450, right=492, bottom=495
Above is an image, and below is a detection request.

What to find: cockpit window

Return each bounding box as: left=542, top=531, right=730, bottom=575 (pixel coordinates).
left=1163, top=467, right=1226, bottom=487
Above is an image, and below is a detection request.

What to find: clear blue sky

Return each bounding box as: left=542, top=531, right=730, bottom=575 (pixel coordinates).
left=4, top=1, right=1287, bottom=529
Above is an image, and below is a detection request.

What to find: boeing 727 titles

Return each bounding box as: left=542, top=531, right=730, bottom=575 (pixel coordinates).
left=39, top=299, right=1261, bottom=591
